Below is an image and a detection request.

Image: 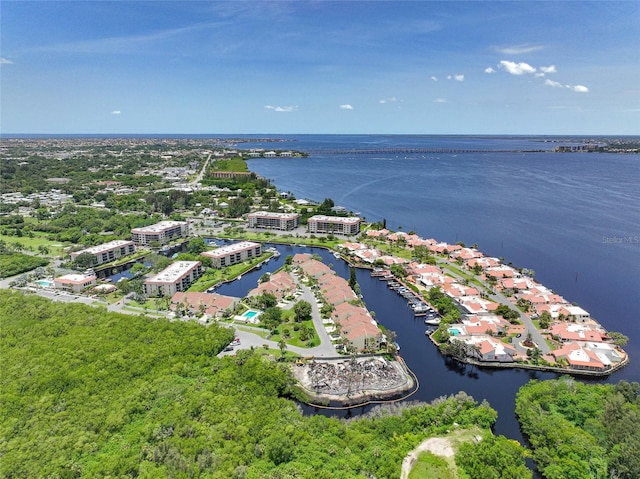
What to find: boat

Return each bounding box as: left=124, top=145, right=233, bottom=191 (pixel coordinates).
left=424, top=317, right=442, bottom=326
left=333, top=251, right=341, bottom=259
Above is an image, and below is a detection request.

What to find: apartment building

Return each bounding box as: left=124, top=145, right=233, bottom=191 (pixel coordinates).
left=143, top=261, right=203, bottom=296
left=201, top=241, right=262, bottom=268
left=131, top=220, right=189, bottom=246
left=248, top=211, right=300, bottom=231
left=307, top=215, right=361, bottom=235
left=70, top=240, right=136, bottom=266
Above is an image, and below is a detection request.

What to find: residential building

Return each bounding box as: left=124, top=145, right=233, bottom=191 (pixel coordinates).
left=143, top=261, right=203, bottom=296
left=170, top=291, right=238, bottom=318
left=54, top=274, right=97, bottom=293
left=202, top=241, right=262, bottom=268
left=70, top=240, right=136, bottom=266
left=307, top=215, right=361, bottom=235
left=131, top=220, right=189, bottom=246
left=248, top=211, right=300, bottom=231
left=247, top=270, right=296, bottom=301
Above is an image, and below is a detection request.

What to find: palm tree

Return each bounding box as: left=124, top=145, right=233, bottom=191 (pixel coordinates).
left=278, top=339, right=287, bottom=360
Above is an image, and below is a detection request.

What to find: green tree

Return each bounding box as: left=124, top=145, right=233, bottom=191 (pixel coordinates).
left=187, top=237, right=207, bottom=254
left=73, top=252, right=96, bottom=269
left=293, top=300, right=312, bottom=322
left=539, top=310, right=552, bottom=329
left=277, top=338, right=287, bottom=360
left=456, top=435, right=532, bottom=479
left=608, top=331, right=629, bottom=347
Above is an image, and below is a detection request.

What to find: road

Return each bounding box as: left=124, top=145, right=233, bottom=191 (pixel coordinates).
left=219, top=272, right=338, bottom=358
left=190, top=152, right=212, bottom=187
left=437, top=259, right=550, bottom=354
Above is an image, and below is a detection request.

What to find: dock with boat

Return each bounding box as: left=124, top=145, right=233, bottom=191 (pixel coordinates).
left=372, top=269, right=442, bottom=320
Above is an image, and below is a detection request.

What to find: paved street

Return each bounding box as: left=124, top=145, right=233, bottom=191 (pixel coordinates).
left=437, top=259, right=550, bottom=354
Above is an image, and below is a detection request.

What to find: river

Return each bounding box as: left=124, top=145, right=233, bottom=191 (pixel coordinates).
left=222, top=135, right=640, bottom=443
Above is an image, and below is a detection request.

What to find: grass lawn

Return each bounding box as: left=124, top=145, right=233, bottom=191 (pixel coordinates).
left=0, top=233, right=68, bottom=256
left=188, top=253, right=273, bottom=292
left=409, top=452, right=453, bottom=479
left=269, top=318, right=318, bottom=349
left=439, top=263, right=488, bottom=291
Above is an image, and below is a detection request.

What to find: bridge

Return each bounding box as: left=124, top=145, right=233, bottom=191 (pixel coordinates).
left=303, top=147, right=548, bottom=155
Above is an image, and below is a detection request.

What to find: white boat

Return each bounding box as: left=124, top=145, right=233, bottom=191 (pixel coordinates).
left=333, top=251, right=341, bottom=258
left=424, top=317, right=442, bottom=326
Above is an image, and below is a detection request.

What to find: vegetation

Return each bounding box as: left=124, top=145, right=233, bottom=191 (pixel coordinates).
left=1, top=290, right=519, bottom=478
left=516, top=377, right=640, bottom=479
left=456, top=434, right=531, bottom=479
left=0, top=250, right=48, bottom=277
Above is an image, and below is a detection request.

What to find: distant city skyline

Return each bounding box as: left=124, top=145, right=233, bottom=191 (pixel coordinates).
left=1, top=1, right=639, bottom=135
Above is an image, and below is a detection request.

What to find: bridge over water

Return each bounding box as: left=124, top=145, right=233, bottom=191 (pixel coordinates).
left=303, top=147, right=549, bottom=155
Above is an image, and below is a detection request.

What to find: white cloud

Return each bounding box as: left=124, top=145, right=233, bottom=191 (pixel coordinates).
left=0, top=57, right=13, bottom=64
left=540, top=65, right=557, bottom=74
left=544, top=79, right=563, bottom=88
left=499, top=60, right=536, bottom=75
left=379, top=96, right=398, bottom=104
left=111, top=110, right=121, bottom=115
left=535, top=73, right=545, bottom=77
left=453, top=74, right=464, bottom=82
left=265, top=105, right=298, bottom=112
left=432, top=98, right=448, bottom=103
left=496, top=44, right=544, bottom=55
left=339, top=104, right=354, bottom=110
left=430, top=76, right=438, bottom=82
left=484, top=67, right=495, bottom=74
left=543, top=80, right=589, bottom=93
left=571, top=85, right=589, bottom=93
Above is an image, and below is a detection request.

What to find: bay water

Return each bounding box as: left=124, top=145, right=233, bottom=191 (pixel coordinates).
left=238, top=135, right=640, bottom=439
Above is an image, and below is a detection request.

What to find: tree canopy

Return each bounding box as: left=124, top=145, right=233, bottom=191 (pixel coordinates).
left=516, top=376, right=640, bottom=479
left=0, top=290, right=518, bottom=479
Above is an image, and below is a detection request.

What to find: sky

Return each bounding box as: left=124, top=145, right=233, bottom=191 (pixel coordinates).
left=1, top=1, right=639, bottom=135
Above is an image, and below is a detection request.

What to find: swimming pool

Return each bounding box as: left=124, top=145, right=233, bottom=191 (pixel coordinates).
left=243, top=310, right=258, bottom=319
left=448, top=328, right=462, bottom=336
left=37, top=280, right=54, bottom=288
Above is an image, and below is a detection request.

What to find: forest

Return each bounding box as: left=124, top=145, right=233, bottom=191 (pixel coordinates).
left=516, top=376, right=640, bottom=479
left=1, top=290, right=531, bottom=479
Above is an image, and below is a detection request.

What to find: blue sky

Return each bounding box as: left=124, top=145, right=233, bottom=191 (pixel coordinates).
left=1, top=1, right=639, bottom=134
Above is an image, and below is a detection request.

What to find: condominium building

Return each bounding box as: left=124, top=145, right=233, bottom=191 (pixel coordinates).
left=143, top=261, right=203, bottom=297
left=70, top=240, right=136, bottom=266
left=54, top=274, right=97, bottom=293
left=201, top=241, right=262, bottom=268
left=307, top=215, right=361, bottom=235
left=247, top=211, right=300, bottom=231
left=131, top=221, right=189, bottom=246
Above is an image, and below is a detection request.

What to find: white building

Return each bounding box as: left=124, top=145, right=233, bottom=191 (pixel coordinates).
left=248, top=211, right=300, bottom=231
left=201, top=241, right=262, bottom=268
left=54, top=274, right=97, bottom=293
left=70, top=240, right=136, bottom=266
left=143, top=261, right=203, bottom=297
left=307, top=215, right=361, bottom=235
left=131, top=221, right=189, bottom=246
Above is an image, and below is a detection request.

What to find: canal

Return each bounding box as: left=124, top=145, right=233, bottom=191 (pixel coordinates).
left=210, top=241, right=569, bottom=447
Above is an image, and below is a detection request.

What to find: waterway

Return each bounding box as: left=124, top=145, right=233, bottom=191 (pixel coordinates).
left=231, top=135, right=639, bottom=443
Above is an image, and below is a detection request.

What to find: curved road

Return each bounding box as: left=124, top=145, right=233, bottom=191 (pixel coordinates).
left=220, top=272, right=338, bottom=358
left=436, top=259, right=549, bottom=354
